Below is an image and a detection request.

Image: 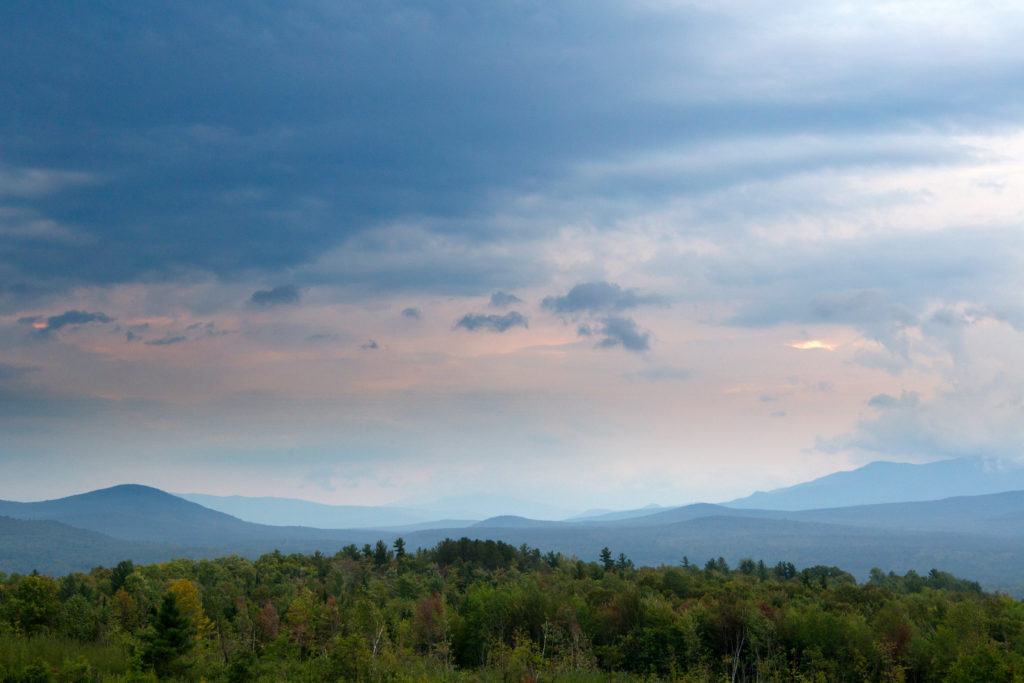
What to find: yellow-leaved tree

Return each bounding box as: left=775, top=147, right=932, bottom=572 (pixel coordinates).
left=167, top=578, right=215, bottom=644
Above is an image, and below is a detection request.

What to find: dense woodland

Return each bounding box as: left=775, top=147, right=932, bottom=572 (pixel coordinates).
left=1, top=538, right=1021, bottom=682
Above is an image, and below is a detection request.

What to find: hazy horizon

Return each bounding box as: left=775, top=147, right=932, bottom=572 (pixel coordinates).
left=3, top=2, right=1024, bottom=510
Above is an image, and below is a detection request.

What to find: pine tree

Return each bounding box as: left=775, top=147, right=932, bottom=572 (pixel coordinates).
left=142, top=592, right=194, bottom=679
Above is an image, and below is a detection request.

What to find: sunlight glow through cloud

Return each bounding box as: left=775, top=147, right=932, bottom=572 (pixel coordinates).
left=788, top=340, right=836, bottom=351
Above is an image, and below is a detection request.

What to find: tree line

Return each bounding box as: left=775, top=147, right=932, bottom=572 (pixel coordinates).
left=0, top=537, right=1018, bottom=681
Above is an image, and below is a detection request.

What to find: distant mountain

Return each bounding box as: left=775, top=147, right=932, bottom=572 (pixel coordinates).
left=176, top=493, right=435, bottom=529
left=395, top=492, right=581, bottom=521
left=0, top=515, right=186, bottom=575
left=724, top=457, right=1024, bottom=510
left=375, top=519, right=477, bottom=532
left=600, top=491, right=1024, bottom=537
left=0, top=484, right=384, bottom=554
left=570, top=504, right=666, bottom=522
left=784, top=490, right=1024, bottom=537
left=471, top=515, right=567, bottom=528
left=14, top=483, right=1024, bottom=596
left=0, top=484, right=285, bottom=546
left=403, top=515, right=1024, bottom=596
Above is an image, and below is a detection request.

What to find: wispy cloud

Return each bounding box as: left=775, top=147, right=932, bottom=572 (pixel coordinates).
left=145, top=335, right=187, bottom=347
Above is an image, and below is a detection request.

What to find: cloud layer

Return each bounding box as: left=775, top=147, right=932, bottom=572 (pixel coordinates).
left=2, top=1, right=1024, bottom=509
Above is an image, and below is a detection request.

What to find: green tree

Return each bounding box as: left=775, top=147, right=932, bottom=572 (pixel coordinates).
left=393, top=537, right=406, bottom=559
left=110, top=559, right=134, bottom=594
left=142, top=592, right=195, bottom=679
left=59, top=594, right=98, bottom=641
left=599, top=547, right=614, bottom=571
left=11, top=575, right=61, bottom=634
left=615, top=553, right=634, bottom=572
left=374, top=540, right=390, bottom=566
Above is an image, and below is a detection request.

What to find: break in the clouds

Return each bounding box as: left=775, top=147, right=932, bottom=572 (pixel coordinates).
left=3, top=1, right=1024, bottom=509
left=250, top=285, right=300, bottom=308
left=454, top=311, right=528, bottom=333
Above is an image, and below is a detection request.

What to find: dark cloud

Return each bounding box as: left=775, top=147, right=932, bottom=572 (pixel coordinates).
left=490, top=291, right=522, bottom=308
left=401, top=307, right=421, bottom=319
left=250, top=285, right=300, bottom=307
left=6, top=2, right=1016, bottom=295
left=44, top=310, right=113, bottom=330
left=577, top=324, right=592, bottom=337
left=454, top=311, right=528, bottom=333
left=22, top=310, right=114, bottom=337
left=596, top=317, right=649, bottom=352
left=543, top=282, right=664, bottom=314
left=125, top=331, right=140, bottom=342
left=145, top=335, right=187, bottom=346
left=361, top=340, right=379, bottom=350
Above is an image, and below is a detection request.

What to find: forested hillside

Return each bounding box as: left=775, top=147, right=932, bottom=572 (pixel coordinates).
left=1, top=539, right=1019, bottom=682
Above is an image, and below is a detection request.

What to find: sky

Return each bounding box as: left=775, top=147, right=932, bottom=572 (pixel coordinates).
left=2, top=1, right=1024, bottom=517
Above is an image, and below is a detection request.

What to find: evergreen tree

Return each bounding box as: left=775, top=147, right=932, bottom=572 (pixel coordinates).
left=615, top=553, right=633, bottom=571
left=110, top=559, right=134, bottom=594
left=142, top=592, right=194, bottom=679
left=374, top=539, right=391, bottom=566
left=599, top=547, right=614, bottom=571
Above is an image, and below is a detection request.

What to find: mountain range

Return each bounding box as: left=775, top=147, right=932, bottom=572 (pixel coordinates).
left=724, top=457, right=1024, bottom=509
left=5, top=456, right=1024, bottom=595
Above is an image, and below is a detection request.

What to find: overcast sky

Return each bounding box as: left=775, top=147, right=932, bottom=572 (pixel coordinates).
left=2, top=1, right=1024, bottom=515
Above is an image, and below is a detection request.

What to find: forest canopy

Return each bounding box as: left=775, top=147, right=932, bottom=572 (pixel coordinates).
left=0, top=538, right=1017, bottom=682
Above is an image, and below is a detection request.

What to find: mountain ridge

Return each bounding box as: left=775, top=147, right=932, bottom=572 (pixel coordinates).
left=11, top=476, right=1024, bottom=595
left=724, top=456, right=1024, bottom=510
